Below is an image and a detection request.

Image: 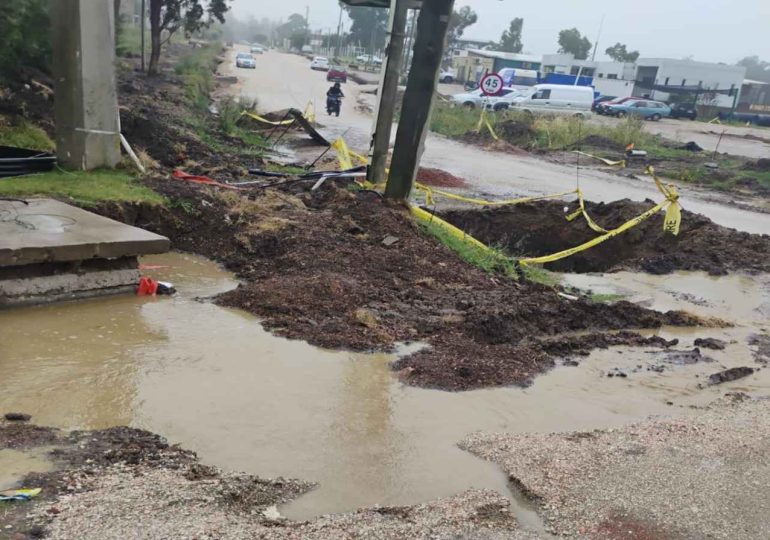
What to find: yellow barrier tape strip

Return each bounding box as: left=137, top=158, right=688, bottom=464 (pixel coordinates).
left=414, top=184, right=577, bottom=207
left=304, top=101, right=316, bottom=124
left=332, top=138, right=354, bottom=170
left=240, top=111, right=295, bottom=126
left=573, top=150, right=626, bottom=168
left=410, top=206, right=492, bottom=253
left=485, top=116, right=499, bottom=140
left=646, top=166, right=681, bottom=235
left=574, top=188, right=609, bottom=234
left=519, top=199, right=671, bottom=266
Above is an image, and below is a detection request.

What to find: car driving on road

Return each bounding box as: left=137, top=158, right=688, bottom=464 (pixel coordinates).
left=310, top=56, right=330, bottom=71
left=606, top=99, right=671, bottom=120
left=327, top=65, right=347, bottom=83
left=235, top=52, right=256, bottom=69
left=250, top=45, right=264, bottom=54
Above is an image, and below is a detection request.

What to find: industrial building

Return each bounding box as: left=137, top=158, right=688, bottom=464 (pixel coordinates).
left=451, top=49, right=541, bottom=85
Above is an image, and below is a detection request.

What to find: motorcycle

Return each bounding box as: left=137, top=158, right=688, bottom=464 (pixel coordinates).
left=326, top=95, right=342, bottom=117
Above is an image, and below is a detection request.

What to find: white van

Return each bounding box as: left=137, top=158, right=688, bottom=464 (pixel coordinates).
left=509, top=84, right=594, bottom=116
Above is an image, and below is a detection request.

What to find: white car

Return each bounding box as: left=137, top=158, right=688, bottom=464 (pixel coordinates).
left=310, top=56, right=330, bottom=71
left=235, top=52, right=256, bottom=69
left=356, top=54, right=382, bottom=65
left=450, top=87, right=522, bottom=110
left=250, top=45, right=264, bottom=54
left=439, top=68, right=456, bottom=83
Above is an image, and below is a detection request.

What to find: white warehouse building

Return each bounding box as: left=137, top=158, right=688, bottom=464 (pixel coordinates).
left=633, top=58, right=745, bottom=108
left=540, top=54, right=746, bottom=108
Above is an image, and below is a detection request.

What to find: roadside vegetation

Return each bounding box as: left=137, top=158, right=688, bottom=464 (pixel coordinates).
left=0, top=169, right=164, bottom=205
left=0, top=121, right=54, bottom=151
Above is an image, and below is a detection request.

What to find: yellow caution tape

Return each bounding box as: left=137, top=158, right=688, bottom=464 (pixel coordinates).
left=303, top=101, right=316, bottom=124
left=564, top=188, right=609, bottom=234
left=332, top=138, right=355, bottom=170
left=410, top=205, right=492, bottom=253
left=707, top=117, right=722, bottom=124
left=573, top=150, right=626, bottom=168
left=240, top=111, right=294, bottom=126
left=519, top=199, right=671, bottom=266
left=647, top=165, right=681, bottom=235
left=475, top=109, right=499, bottom=140
left=415, top=183, right=577, bottom=207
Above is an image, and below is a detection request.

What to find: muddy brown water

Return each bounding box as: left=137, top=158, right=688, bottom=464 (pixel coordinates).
left=1, top=253, right=769, bottom=533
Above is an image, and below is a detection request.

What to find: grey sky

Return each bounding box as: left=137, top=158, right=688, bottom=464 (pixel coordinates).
left=229, top=0, right=770, bottom=64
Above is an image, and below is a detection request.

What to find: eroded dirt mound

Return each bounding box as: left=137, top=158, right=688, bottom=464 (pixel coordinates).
left=416, top=166, right=468, bottom=188
left=106, top=177, right=704, bottom=390
left=441, top=199, right=770, bottom=275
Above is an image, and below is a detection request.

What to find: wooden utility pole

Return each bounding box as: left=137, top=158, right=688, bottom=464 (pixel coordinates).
left=367, top=0, right=409, bottom=185
left=385, top=0, right=454, bottom=199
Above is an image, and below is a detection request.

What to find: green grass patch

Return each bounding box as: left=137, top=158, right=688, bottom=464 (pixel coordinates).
left=0, top=169, right=165, bottom=205
left=175, top=44, right=221, bottom=113
left=429, top=105, right=480, bottom=138
left=0, top=122, right=54, bottom=152
left=520, top=264, right=562, bottom=287
left=418, top=217, right=518, bottom=279
left=588, top=293, right=626, bottom=304
left=116, top=26, right=150, bottom=57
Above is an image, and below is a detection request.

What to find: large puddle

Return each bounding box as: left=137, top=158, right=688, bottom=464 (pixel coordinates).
left=2, top=253, right=769, bottom=532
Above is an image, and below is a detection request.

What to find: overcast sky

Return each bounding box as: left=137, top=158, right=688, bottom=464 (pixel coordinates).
left=229, top=0, right=770, bottom=64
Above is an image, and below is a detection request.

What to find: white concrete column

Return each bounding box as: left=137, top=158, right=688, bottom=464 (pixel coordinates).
left=51, top=0, right=121, bottom=169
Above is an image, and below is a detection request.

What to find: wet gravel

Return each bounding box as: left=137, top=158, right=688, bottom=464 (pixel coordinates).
left=33, top=466, right=536, bottom=539
left=461, top=395, right=770, bottom=539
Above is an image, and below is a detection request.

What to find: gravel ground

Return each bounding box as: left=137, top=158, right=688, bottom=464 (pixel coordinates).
left=461, top=395, right=770, bottom=539
left=31, top=465, right=537, bottom=539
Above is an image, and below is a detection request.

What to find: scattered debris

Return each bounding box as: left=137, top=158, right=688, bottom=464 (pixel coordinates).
left=4, top=412, right=31, bottom=422
left=749, top=334, right=770, bottom=365
left=678, top=141, right=704, bottom=152
left=382, top=235, right=399, bottom=246
left=694, top=337, right=727, bottom=350
left=707, top=366, right=755, bottom=385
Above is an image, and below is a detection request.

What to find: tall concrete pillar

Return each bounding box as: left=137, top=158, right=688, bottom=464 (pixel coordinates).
left=51, top=0, right=121, bottom=169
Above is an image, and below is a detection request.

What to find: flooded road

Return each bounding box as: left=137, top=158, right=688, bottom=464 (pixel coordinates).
left=221, top=48, right=770, bottom=234
left=2, top=252, right=769, bottom=531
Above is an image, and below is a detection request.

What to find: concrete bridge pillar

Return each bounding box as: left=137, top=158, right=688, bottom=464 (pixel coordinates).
left=50, top=0, right=121, bottom=169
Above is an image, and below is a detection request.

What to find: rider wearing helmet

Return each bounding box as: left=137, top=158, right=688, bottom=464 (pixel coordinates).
left=327, top=82, right=344, bottom=98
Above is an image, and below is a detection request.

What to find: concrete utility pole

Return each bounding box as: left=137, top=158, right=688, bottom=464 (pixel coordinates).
left=385, top=0, right=454, bottom=199
left=367, top=0, right=409, bottom=185
left=51, top=0, right=121, bottom=170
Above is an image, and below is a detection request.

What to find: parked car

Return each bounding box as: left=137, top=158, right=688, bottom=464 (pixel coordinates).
left=327, top=65, right=348, bottom=83
left=310, top=56, right=330, bottom=71
left=439, top=68, right=456, bottom=83
left=356, top=54, right=382, bottom=65
left=250, top=45, right=264, bottom=54
left=606, top=99, right=671, bottom=120
left=592, top=95, right=616, bottom=112
left=595, top=96, right=643, bottom=115
left=669, top=102, right=698, bottom=120
left=484, top=89, right=525, bottom=111
left=507, top=84, right=594, bottom=116
left=235, top=52, right=256, bottom=69
left=450, top=87, right=520, bottom=109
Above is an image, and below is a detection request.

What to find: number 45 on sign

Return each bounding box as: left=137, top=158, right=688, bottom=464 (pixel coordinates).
left=480, top=73, right=504, bottom=96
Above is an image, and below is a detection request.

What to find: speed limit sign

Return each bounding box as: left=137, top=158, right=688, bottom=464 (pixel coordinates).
left=479, top=73, right=504, bottom=96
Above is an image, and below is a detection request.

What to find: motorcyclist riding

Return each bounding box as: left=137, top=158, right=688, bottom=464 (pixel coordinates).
left=326, top=82, right=344, bottom=116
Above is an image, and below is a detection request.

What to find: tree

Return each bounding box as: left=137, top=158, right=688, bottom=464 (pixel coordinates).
left=276, top=14, right=309, bottom=50
left=148, top=0, right=230, bottom=75
left=493, top=17, right=523, bottom=53
left=343, top=6, right=389, bottom=52
left=557, top=28, right=591, bottom=60
left=0, top=0, right=50, bottom=81
left=738, top=56, right=770, bottom=83
left=605, top=42, right=639, bottom=63
left=447, top=6, right=477, bottom=50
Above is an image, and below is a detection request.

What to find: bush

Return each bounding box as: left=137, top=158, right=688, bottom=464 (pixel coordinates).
left=0, top=0, right=51, bottom=81
left=218, top=96, right=257, bottom=135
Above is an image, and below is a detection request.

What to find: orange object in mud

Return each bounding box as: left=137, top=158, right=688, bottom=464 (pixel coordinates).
left=137, top=276, right=159, bottom=296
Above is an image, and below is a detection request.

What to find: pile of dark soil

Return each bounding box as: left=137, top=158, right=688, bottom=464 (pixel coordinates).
left=441, top=199, right=770, bottom=275
left=416, top=166, right=468, bottom=188
left=103, top=177, right=703, bottom=391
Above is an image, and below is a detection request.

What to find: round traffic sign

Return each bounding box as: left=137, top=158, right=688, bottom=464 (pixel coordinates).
left=479, top=73, right=504, bottom=96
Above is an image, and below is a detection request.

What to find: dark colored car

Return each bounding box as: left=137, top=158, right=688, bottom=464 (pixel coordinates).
left=669, top=102, right=697, bottom=120
left=592, top=95, right=616, bottom=112
left=326, top=65, right=347, bottom=83
left=595, top=96, right=643, bottom=115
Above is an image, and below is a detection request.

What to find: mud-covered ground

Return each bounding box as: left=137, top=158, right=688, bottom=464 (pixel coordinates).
left=442, top=199, right=770, bottom=275
left=0, top=421, right=534, bottom=539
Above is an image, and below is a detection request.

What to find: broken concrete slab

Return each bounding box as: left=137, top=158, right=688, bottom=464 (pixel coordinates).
left=0, top=199, right=169, bottom=267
